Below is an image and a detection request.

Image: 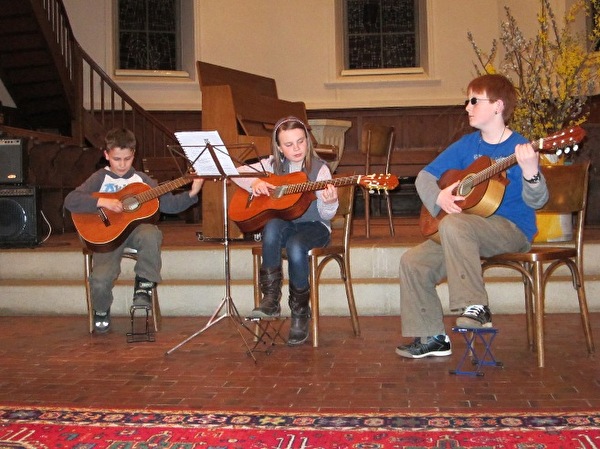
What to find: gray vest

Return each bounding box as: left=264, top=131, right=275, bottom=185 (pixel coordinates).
left=281, top=158, right=330, bottom=228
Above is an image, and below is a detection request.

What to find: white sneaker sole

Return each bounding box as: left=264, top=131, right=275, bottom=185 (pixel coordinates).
left=395, top=347, right=452, bottom=359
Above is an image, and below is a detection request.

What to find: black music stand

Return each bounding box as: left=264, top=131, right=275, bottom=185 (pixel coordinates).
left=165, top=135, right=267, bottom=360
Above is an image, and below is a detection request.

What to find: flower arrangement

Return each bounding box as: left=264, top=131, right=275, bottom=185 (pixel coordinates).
left=467, top=0, right=600, bottom=146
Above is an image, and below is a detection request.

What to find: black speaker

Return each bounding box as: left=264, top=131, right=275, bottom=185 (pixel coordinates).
left=0, top=138, right=27, bottom=184
left=0, top=186, right=42, bottom=248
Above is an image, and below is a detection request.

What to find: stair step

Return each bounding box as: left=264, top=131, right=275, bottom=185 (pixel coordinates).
left=2, top=237, right=600, bottom=318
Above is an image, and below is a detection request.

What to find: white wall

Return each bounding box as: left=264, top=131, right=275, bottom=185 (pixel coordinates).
left=1, top=1, right=578, bottom=112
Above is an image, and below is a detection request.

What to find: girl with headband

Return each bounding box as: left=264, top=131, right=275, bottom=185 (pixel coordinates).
left=234, top=116, right=338, bottom=345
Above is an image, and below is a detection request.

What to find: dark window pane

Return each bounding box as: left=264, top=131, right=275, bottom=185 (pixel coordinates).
left=383, top=33, right=415, bottom=67
left=119, top=0, right=146, bottom=30
left=117, top=0, right=179, bottom=71
left=148, top=33, right=177, bottom=70
left=148, top=0, right=176, bottom=32
left=119, top=32, right=148, bottom=70
left=348, top=35, right=382, bottom=69
left=345, top=0, right=418, bottom=70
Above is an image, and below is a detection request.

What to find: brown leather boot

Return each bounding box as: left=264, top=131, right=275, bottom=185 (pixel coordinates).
left=251, top=266, right=283, bottom=317
left=287, top=285, right=311, bottom=346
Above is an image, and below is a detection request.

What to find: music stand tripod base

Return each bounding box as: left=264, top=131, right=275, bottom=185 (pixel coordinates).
left=245, top=316, right=288, bottom=359
left=449, top=327, right=503, bottom=377
left=127, top=304, right=156, bottom=343
left=165, top=146, right=268, bottom=359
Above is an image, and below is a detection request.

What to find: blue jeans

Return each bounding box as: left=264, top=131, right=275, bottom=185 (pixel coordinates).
left=261, top=219, right=330, bottom=290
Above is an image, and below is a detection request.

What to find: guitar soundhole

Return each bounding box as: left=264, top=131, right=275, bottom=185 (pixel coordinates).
left=122, top=196, right=140, bottom=212
left=457, top=176, right=474, bottom=196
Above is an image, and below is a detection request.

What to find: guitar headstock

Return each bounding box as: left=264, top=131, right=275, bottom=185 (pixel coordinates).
left=537, top=126, right=586, bottom=156
left=359, top=174, right=399, bottom=192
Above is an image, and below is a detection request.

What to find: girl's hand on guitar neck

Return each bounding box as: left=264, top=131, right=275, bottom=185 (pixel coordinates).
left=319, top=184, right=338, bottom=204
left=437, top=180, right=465, bottom=214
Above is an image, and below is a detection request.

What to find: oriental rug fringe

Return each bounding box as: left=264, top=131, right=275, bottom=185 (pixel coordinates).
left=1, top=405, right=599, bottom=448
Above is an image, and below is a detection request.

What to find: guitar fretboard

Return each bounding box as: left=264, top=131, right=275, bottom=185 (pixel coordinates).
left=280, top=175, right=362, bottom=195
left=134, top=177, right=193, bottom=204
left=459, top=137, right=546, bottom=191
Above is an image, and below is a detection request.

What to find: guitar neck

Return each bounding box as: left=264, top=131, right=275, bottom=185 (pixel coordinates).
left=465, top=137, right=544, bottom=189
left=279, top=175, right=361, bottom=195
left=135, top=176, right=192, bottom=203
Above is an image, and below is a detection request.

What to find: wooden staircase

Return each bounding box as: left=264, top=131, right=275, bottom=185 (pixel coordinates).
left=0, top=0, right=177, bottom=158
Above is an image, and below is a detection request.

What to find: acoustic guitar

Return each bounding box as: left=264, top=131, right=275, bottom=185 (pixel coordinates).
left=72, top=176, right=194, bottom=252
left=228, top=172, right=399, bottom=233
left=419, top=126, right=586, bottom=242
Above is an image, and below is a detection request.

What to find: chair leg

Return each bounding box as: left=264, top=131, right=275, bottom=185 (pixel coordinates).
left=252, top=253, right=262, bottom=309
left=523, top=263, right=535, bottom=351
left=532, top=261, right=545, bottom=368
left=384, top=190, right=395, bottom=237
left=572, top=266, right=595, bottom=355
left=84, top=252, right=94, bottom=334
left=151, top=286, right=161, bottom=332
left=252, top=252, right=263, bottom=339
left=364, top=190, right=371, bottom=238
left=343, top=270, right=360, bottom=337
left=309, top=256, right=320, bottom=347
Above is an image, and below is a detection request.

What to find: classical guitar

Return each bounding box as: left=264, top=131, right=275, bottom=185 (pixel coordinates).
left=229, top=172, right=399, bottom=233
left=72, top=176, right=194, bottom=252
left=419, top=126, right=586, bottom=242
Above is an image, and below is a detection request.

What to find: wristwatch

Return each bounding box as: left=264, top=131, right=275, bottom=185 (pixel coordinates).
left=523, top=171, right=541, bottom=184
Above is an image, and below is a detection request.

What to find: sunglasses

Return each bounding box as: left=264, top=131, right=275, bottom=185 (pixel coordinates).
left=465, top=97, right=491, bottom=106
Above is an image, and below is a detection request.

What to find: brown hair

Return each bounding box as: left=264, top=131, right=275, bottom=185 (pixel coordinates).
left=105, top=128, right=137, bottom=151
left=271, top=116, right=316, bottom=174
left=467, top=74, right=517, bottom=122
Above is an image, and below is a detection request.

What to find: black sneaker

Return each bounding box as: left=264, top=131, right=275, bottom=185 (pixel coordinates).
left=133, top=277, right=154, bottom=308
left=93, top=310, right=111, bottom=334
left=395, top=335, right=452, bottom=359
left=456, top=305, right=493, bottom=328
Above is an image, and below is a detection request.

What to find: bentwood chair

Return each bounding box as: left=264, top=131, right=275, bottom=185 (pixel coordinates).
left=251, top=184, right=360, bottom=347
left=83, top=247, right=161, bottom=333
left=360, top=123, right=396, bottom=238
left=481, top=162, right=594, bottom=367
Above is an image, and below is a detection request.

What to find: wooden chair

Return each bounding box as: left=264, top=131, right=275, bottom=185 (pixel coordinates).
left=360, top=123, right=395, bottom=238
left=83, top=247, right=161, bottom=333
left=251, top=184, right=360, bottom=347
left=481, top=161, right=594, bottom=367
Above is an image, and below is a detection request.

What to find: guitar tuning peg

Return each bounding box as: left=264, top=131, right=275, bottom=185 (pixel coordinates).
left=564, top=147, right=571, bottom=154
left=556, top=148, right=563, bottom=156
left=573, top=144, right=579, bottom=152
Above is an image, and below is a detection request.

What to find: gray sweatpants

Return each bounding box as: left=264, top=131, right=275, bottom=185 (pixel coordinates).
left=89, top=224, right=163, bottom=313
left=399, top=213, right=529, bottom=338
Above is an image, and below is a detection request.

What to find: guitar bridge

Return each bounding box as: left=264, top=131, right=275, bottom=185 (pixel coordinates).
left=98, top=208, right=111, bottom=227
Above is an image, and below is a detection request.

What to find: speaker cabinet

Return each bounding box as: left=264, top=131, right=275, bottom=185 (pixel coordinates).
left=0, top=186, right=42, bottom=248
left=0, top=138, right=27, bottom=184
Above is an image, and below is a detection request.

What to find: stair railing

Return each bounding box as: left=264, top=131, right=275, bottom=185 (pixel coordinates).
left=38, top=0, right=178, bottom=159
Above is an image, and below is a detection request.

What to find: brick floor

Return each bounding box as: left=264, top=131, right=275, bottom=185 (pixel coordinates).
left=0, top=313, right=598, bottom=413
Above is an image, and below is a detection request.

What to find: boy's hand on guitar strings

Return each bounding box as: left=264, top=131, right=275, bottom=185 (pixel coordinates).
left=97, top=197, right=124, bottom=213
left=437, top=180, right=464, bottom=214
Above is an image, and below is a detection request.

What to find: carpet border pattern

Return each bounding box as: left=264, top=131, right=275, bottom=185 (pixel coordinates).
left=1, top=405, right=599, bottom=431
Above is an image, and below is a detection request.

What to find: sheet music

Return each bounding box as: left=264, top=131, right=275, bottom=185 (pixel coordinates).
left=175, top=130, right=239, bottom=176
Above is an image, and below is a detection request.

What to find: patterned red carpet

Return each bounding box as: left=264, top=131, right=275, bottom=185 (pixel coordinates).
left=1, top=405, right=599, bottom=448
